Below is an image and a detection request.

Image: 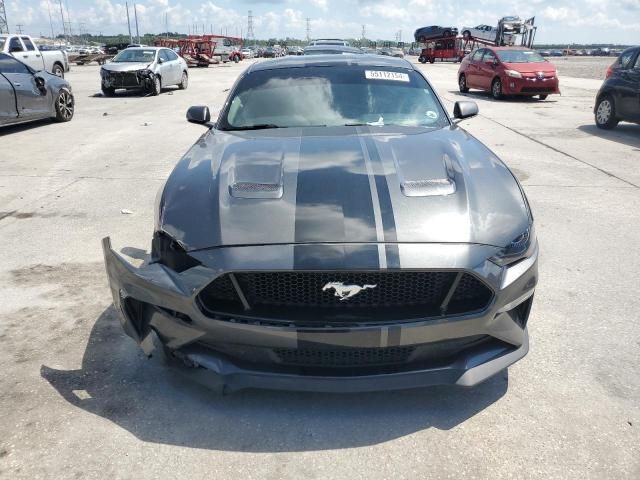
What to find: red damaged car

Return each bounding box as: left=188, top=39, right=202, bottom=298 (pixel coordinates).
left=458, top=47, right=560, bottom=100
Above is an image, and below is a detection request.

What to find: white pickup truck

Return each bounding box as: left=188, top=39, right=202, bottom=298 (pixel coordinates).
left=0, top=34, right=69, bottom=77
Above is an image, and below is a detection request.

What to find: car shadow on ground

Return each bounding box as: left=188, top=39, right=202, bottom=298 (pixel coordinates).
left=577, top=124, right=640, bottom=150
left=0, top=118, right=54, bottom=135
left=41, top=305, right=508, bottom=452
left=447, top=90, right=558, bottom=104
left=89, top=86, right=180, bottom=98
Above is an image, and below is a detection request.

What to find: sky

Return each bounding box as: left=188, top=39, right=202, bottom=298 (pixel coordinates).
left=4, top=0, right=639, bottom=44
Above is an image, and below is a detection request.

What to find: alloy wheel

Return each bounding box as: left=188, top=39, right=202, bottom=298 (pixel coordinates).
left=596, top=99, right=612, bottom=125
left=57, top=90, right=74, bottom=120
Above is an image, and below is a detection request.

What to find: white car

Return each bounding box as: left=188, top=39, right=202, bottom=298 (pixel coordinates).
left=241, top=48, right=253, bottom=59
left=461, top=25, right=498, bottom=42
left=100, top=47, right=189, bottom=97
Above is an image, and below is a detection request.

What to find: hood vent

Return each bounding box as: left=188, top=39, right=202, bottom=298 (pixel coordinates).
left=401, top=178, right=456, bottom=197
left=230, top=181, right=283, bottom=199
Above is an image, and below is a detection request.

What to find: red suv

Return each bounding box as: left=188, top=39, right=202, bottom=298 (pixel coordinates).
left=458, top=47, right=560, bottom=100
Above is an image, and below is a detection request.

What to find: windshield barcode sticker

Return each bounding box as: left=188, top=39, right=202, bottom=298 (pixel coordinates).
left=365, top=71, right=410, bottom=82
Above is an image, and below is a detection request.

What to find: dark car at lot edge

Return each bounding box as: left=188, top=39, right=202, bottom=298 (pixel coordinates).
left=458, top=47, right=560, bottom=100
left=414, top=26, right=458, bottom=43
left=303, top=45, right=363, bottom=55
left=0, top=53, right=74, bottom=127
left=594, top=46, right=640, bottom=129
left=103, top=55, right=538, bottom=393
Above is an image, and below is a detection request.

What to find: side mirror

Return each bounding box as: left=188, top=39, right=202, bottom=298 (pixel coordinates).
left=9, top=46, right=23, bottom=53
left=158, top=57, right=164, bottom=64
left=453, top=101, right=479, bottom=122
left=186, top=105, right=212, bottom=126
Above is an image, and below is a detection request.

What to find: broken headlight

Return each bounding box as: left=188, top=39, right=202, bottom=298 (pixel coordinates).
left=490, top=224, right=536, bottom=267
left=151, top=230, right=201, bottom=273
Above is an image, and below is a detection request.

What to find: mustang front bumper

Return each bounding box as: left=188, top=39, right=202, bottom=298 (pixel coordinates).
left=102, top=237, right=537, bottom=392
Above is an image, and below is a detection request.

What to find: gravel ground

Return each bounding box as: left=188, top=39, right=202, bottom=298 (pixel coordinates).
left=553, top=56, right=614, bottom=80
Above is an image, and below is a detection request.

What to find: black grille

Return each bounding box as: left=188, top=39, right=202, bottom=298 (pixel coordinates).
left=521, top=87, right=555, bottom=93
left=198, top=271, right=493, bottom=324
left=107, top=71, right=142, bottom=88
left=273, top=346, right=415, bottom=367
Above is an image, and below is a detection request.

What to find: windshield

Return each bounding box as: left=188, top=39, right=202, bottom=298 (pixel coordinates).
left=219, top=66, right=449, bottom=130
left=497, top=50, right=545, bottom=63
left=113, top=49, right=156, bottom=63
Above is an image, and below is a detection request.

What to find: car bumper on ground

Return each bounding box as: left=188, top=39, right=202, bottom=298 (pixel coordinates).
left=102, top=237, right=538, bottom=393
left=503, top=75, right=560, bottom=96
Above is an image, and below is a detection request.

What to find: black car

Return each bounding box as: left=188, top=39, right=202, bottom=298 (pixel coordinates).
left=414, top=26, right=458, bottom=43
left=262, top=47, right=276, bottom=58
left=303, top=45, right=363, bottom=55
left=104, top=55, right=537, bottom=393
left=595, top=46, right=640, bottom=129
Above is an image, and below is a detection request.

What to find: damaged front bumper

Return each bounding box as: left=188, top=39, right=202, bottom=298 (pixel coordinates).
left=101, top=68, right=155, bottom=90
left=102, top=237, right=537, bottom=393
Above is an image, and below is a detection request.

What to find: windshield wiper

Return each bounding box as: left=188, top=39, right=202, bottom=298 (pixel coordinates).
left=226, top=124, right=282, bottom=131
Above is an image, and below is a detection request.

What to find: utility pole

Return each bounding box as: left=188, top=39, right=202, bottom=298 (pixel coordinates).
left=133, top=3, right=140, bottom=44
left=0, top=0, right=10, bottom=34
left=16, top=24, right=23, bottom=34
left=46, top=0, right=55, bottom=39
left=361, top=24, right=366, bottom=41
left=125, top=2, right=132, bottom=44
left=306, top=18, right=310, bottom=42
left=58, top=0, right=67, bottom=42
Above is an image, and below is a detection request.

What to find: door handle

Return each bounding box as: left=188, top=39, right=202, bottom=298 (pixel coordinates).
left=36, top=54, right=41, bottom=58
left=23, top=55, right=28, bottom=58
left=13, top=83, right=21, bottom=86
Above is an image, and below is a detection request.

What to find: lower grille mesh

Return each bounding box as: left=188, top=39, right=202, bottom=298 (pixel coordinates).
left=274, top=346, right=415, bottom=367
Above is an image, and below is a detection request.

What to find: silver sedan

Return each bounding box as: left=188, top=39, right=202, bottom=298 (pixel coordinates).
left=0, top=53, right=74, bottom=127
left=100, top=47, right=189, bottom=97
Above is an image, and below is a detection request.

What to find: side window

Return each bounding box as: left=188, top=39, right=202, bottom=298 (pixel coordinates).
left=159, top=50, right=170, bottom=62
left=166, top=49, right=179, bottom=61
left=8, top=37, right=24, bottom=52
left=618, top=50, right=635, bottom=69
left=483, top=50, right=497, bottom=63
left=223, top=38, right=231, bottom=47
left=471, top=49, right=484, bottom=62
left=634, top=52, right=640, bottom=69
left=0, top=54, right=31, bottom=74
left=21, top=37, right=36, bottom=51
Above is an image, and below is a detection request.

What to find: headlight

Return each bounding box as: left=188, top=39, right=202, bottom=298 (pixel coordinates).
left=490, top=225, right=536, bottom=267
left=504, top=69, right=523, bottom=79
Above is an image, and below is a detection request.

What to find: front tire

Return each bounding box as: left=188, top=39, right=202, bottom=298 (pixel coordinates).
left=459, top=74, right=469, bottom=93
left=429, top=57, right=435, bottom=64
left=101, top=86, right=115, bottom=97
left=53, top=88, right=74, bottom=122
left=491, top=78, right=503, bottom=100
left=51, top=63, right=64, bottom=78
left=178, top=72, right=188, bottom=90
left=150, top=75, right=161, bottom=96
left=595, top=95, right=619, bottom=130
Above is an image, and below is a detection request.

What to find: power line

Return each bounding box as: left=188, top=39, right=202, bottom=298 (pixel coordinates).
left=133, top=3, right=140, bottom=44
left=306, top=18, right=310, bottom=42
left=125, top=1, right=132, bottom=44
left=0, top=0, right=9, bottom=34
left=16, top=24, right=24, bottom=34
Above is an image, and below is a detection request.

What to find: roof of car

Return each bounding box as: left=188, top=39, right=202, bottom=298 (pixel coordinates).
left=248, top=54, right=414, bottom=72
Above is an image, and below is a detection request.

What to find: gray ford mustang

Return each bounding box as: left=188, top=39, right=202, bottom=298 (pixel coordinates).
left=103, top=55, right=538, bottom=393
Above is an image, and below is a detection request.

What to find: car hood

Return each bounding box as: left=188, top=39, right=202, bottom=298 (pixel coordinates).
left=159, top=126, right=529, bottom=251
left=503, top=61, right=556, bottom=74
left=102, top=62, right=152, bottom=72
